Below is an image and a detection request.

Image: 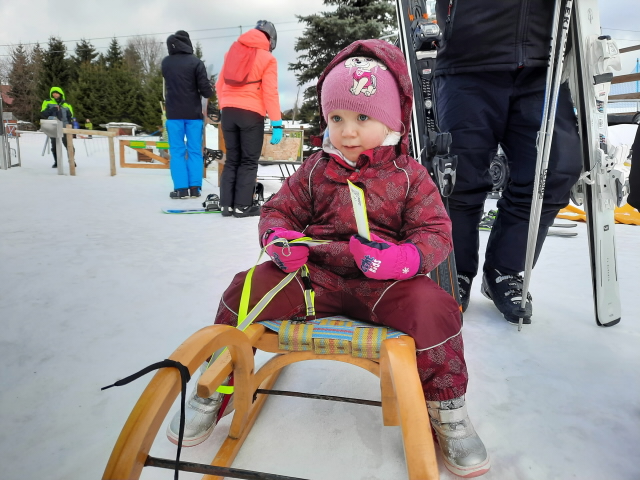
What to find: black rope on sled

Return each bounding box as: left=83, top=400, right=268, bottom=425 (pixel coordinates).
left=102, top=359, right=191, bottom=480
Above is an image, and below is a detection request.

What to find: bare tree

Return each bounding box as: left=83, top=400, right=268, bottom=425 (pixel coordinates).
left=126, top=36, right=163, bottom=78
left=0, top=56, right=11, bottom=84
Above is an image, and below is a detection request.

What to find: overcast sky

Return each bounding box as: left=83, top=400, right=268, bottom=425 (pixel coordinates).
left=0, top=0, right=639, bottom=110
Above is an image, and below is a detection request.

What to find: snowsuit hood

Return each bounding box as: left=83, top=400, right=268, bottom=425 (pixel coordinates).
left=49, top=86, right=65, bottom=102
left=237, top=29, right=271, bottom=51
left=317, top=39, right=413, bottom=155
left=167, top=31, right=194, bottom=55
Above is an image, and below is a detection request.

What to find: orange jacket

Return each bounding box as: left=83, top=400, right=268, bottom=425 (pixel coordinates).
left=216, top=29, right=282, bottom=121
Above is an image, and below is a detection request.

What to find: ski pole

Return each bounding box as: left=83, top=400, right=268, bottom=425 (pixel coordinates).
left=519, top=0, right=574, bottom=331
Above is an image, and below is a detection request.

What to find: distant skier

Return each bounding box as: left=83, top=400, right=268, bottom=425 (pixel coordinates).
left=40, top=87, right=75, bottom=168
left=433, top=0, right=583, bottom=323
left=215, top=20, right=283, bottom=218
left=166, top=39, right=490, bottom=478
left=161, top=30, right=214, bottom=199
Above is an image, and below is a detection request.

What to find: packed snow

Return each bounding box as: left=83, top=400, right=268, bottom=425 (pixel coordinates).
left=0, top=128, right=638, bottom=480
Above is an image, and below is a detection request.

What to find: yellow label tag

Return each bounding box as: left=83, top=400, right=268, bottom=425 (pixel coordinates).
left=347, top=180, right=370, bottom=240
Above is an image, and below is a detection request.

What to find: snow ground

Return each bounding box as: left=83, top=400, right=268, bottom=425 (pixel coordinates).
left=0, top=131, right=639, bottom=480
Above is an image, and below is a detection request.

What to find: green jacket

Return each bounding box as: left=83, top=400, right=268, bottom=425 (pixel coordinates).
left=40, top=87, right=75, bottom=125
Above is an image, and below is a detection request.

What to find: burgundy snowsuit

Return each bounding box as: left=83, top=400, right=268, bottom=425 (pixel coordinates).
left=214, top=40, right=467, bottom=401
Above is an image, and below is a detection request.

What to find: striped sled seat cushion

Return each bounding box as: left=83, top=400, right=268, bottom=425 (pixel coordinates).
left=257, top=316, right=406, bottom=360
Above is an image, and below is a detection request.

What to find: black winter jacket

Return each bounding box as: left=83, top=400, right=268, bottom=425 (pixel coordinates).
left=434, top=0, right=555, bottom=75
left=161, top=31, right=214, bottom=119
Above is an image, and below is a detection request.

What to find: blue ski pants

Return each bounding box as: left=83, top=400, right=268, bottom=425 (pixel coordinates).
left=434, top=68, right=583, bottom=277
left=166, top=119, right=204, bottom=190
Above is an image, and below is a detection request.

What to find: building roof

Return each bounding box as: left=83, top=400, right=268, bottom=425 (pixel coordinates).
left=0, top=85, right=13, bottom=105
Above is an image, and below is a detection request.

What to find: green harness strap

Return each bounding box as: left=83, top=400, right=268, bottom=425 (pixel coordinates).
left=209, top=239, right=318, bottom=395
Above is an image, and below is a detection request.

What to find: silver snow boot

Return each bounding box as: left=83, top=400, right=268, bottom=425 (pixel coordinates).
left=427, top=396, right=491, bottom=478
left=166, top=362, right=233, bottom=447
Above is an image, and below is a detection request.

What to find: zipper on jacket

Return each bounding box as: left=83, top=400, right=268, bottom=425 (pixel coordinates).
left=515, top=0, right=530, bottom=67
left=444, top=0, right=455, bottom=41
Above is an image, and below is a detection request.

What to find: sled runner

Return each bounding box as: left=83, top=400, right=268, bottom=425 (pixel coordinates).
left=102, top=317, right=439, bottom=480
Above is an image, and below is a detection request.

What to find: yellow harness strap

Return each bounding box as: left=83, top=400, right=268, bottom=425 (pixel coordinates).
left=212, top=239, right=317, bottom=394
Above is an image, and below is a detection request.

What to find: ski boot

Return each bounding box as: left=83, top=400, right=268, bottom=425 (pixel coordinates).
left=166, top=362, right=234, bottom=447
left=457, top=273, right=472, bottom=312
left=170, top=188, right=190, bottom=199
left=189, top=186, right=201, bottom=198
left=481, top=267, right=532, bottom=324
left=233, top=205, right=261, bottom=218
left=427, top=396, right=491, bottom=478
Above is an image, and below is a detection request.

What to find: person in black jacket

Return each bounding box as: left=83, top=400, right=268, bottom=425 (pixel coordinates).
left=433, top=1, right=583, bottom=324
left=161, top=30, right=214, bottom=199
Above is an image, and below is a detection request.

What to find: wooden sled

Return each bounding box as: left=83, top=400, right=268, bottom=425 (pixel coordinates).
left=102, top=319, right=439, bottom=480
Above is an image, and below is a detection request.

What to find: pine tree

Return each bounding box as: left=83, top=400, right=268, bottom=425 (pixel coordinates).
left=289, top=0, right=397, bottom=135
left=104, top=38, right=124, bottom=70
left=29, top=44, right=44, bottom=123
left=7, top=44, right=32, bottom=121
left=73, top=38, right=99, bottom=66
left=123, top=44, right=143, bottom=78
left=38, top=37, right=73, bottom=102
left=194, top=42, right=203, bottom=60
left=142, top=70, right=164, bottom=132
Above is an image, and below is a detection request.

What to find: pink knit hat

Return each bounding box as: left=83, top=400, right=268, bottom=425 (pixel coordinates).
left=321, top=56, right=402, bottom=132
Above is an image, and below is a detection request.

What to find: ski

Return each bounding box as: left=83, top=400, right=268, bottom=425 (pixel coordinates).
left=567, top=1, right=628, bottom=326
left=162, top=208, right=221, bottom=214
left=394, top=0, right=461, bottom=305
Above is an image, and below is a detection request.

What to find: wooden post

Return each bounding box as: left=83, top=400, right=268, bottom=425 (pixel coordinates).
left=65, top=124, right=76, bottom=176
left=108, top=137, right=116, bottom=176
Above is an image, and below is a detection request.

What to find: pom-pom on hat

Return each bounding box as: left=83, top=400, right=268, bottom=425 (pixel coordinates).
left=321, top=56, right=402, bottom=132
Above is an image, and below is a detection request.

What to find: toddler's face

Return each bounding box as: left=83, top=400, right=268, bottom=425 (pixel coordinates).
left=327, top=109, right=388, bottom=163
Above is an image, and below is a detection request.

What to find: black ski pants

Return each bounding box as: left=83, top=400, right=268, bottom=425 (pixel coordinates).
left=627, top=126, right=640, bottom=209
left=51, top=136, right=71, bottom=164
left=434, top=68, right=582, bottom=278
left=220, top=107, right=264, bottom=208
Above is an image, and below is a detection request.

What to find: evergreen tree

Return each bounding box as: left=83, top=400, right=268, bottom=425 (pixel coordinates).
left=194, top=41, right=203, bottom=60
left=38, top=37, right=73, bottom=101
left=104, top=38, right=124, bottom=70
left=142, top=70, right=164, bottom=132
left=7, top=44, right=33, bottom=121
left=29, top=43, right=44, bottom=123
left=289, top=0, right=396, bottom=135
left=72, top=63, right=110, bottom=127
left=123, top=44, right=143, bottom=78
left=73, top=38, right=99, bottom=66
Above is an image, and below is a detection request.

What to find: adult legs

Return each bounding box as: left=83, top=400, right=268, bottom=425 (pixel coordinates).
left=627, top=125, right=640, bottom=209
left=220, top=107, right=265, bottom=208
left=486, top=68, right=582, bottom=273
left=434, top=72, right=510, bottom=279
left=166, top=119, right=188, bottom=190
left=184, top=119, right=204, bottom=189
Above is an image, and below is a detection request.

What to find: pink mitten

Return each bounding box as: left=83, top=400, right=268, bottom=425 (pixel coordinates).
left=265, top=228, right=309, bottom=273
left=349, top=233, right=420, bottom=281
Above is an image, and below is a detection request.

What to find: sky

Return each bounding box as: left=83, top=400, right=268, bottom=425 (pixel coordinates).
left=0, top=0, right=639, bottom=111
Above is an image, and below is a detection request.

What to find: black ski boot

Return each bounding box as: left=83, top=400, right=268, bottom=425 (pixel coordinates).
left=457, top=273, right=472, bottom=312
left=189, top=186, right=201, bottom=198
left=481, top=267, right=532, bottom=324
left=220, top=206, right=233, bottom=217
left=170, top=188, right=189, bottom=199
left=52, top=163, right=57, bottom=168
left=233, top=205, right=261, bottom=218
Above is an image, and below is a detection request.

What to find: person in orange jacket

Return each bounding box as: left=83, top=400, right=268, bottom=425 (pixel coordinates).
left=215, top=20, right=283, bottom=218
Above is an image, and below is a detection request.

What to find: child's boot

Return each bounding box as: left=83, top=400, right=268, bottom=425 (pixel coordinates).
left=166, top=362, right=233, bottom=447
left=427, top=395, right=491, bottom=478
